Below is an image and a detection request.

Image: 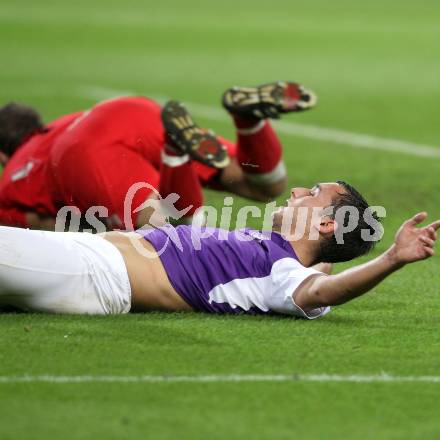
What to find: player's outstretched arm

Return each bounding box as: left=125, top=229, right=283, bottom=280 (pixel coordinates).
left=294, top=212, right=440, bottom=311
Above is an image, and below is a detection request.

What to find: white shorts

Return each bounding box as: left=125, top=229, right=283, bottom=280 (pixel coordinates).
left=0, top=227, right=131, bottom=314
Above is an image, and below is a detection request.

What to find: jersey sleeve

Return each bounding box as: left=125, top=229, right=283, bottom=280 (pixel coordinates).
left=268, top=258, right=331, bottom=319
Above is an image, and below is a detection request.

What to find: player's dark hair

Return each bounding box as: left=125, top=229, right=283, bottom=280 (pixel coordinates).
left=318, top=181, right=380, bottom=263
left=0, top=102, right=44, bottom=156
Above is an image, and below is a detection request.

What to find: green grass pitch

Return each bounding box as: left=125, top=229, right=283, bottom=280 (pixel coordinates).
left=1, top=0, right=440, bottom=438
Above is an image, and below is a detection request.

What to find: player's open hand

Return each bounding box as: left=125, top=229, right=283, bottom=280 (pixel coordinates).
left=390, top=212, right=440, bottom=265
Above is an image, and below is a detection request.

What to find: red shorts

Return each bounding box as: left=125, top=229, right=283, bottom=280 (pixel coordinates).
left=51, top=141, right=237, bottom=231
left=49, top=97, right=236, bottom=230
left=51, top=142, right=161, bottom=230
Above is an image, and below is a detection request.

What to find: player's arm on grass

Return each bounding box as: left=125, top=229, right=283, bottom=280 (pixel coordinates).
left=25, top=212, right=56, bottom=230
left=294, top=212, right=440, bottom=311
left=0, top=207, right=55, bottom=230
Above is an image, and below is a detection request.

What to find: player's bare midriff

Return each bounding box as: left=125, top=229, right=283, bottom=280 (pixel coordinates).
left=101, top=231, right=193, bottom=312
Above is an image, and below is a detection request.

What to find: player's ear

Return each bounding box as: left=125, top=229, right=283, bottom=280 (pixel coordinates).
left=318, top=216, right=337, bottom=235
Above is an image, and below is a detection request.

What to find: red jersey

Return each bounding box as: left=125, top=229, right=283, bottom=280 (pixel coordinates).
left=0, top=97, right=235, bottom=228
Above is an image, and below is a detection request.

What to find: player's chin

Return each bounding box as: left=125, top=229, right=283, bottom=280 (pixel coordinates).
left=272, top=206, right=296, bottom=228
left=271, top=208, right=284, bottom=226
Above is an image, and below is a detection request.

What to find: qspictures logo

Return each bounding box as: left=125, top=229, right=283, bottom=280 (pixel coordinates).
left=55, top=181, right=385, bottom=258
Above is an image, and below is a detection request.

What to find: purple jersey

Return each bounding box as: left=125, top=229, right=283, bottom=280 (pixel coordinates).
left=138, top=225, right=330, bottom=319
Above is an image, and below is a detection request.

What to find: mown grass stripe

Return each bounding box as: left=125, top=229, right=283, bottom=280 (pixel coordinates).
left=1, top=374, right=440, bottom=384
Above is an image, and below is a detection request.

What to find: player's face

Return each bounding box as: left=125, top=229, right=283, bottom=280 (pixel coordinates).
left=287, top=182, right=342, bottom=209
left=272, top=182, right=345, bottom=236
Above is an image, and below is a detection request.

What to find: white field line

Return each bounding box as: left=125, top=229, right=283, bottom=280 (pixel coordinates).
left=81, top=86, right=440, bottom=159
left=1, top=374, right=440, bottom=384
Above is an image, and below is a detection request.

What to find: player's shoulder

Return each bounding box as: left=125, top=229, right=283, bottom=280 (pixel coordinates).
left=92, top=96, right=161, bottom=114
left=47, top=111, right=83, bottom=129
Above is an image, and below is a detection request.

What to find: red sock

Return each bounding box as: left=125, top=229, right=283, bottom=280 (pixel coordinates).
left=233, top=116, right=285, bottom=181
left=159, top=150, right=203, bottom=222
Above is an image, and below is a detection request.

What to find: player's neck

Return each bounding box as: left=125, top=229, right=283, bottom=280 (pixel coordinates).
left=272, top=224, right=321, bottom=267
left=287, top=237, right=320, bottom=268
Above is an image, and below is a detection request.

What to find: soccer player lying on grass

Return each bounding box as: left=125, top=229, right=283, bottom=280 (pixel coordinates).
left=0, top=181, right=438, bottom=318
left=0, top=81, right=315, bottom=231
